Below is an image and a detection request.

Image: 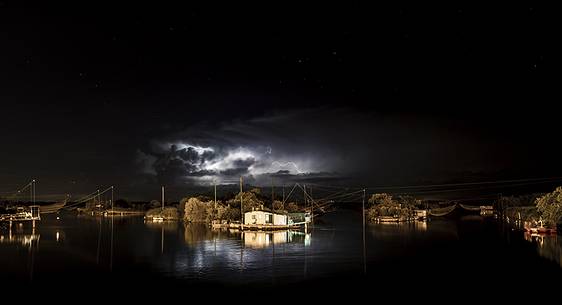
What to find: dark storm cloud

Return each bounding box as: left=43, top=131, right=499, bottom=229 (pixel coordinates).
left=134, top=106, right=531, bottom=188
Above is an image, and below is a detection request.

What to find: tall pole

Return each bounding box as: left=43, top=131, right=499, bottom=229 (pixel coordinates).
left=161, top=186, right=165, bottom=211
left=271, top=177, right=274, bottom=212
left=111, top=186, right=114, bottom=213
left=303, top=184, right=307, bottom=212
left=282, top=184, right=285, bottom=206
left=214, top=180, right=217, bottom=209
left=240, top=176, right=243, bottom=225
left=310, top=186, right=313, bottom=226
left=110, top=186, right=114, bottom=272
left=362, top=188, right=366, bottom=274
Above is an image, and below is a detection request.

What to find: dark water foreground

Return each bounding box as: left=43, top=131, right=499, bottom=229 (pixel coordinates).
left=1, top=209, right=561, bottom=300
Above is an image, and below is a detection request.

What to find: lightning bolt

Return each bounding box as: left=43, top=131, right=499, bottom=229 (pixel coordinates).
left=272, top=161, right=302, bottom=174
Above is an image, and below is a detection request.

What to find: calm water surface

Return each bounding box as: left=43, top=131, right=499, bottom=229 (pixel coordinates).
left=1, top=209, right=561, bottom=290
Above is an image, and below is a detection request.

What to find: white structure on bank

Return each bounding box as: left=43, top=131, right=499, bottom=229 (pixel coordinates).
left=244, top=210, right=288, bottom=226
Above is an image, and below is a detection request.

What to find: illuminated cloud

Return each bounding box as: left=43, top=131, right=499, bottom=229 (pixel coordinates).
left=134, top=109, right=342, bottom=186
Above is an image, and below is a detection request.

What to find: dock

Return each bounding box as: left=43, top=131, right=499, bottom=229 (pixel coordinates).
left=0, top=206, right=41, bottom=229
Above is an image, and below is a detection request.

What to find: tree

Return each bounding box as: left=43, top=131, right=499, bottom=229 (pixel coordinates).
left=286, top=202, right=300, bottom=212
left=535, top=187, right=562, bottom=227
left=368, top=193, right=394, bottom=206
left=226, top=191, right=264, bottom=213
left=366, top=193, right=415, bottom=221
left=396, top=195, right=421, bottom=209
left=272, top=200, right=284, bottom=211
left=222, top=206, right=241, bottom=221
left=184, top=197, right=210, bottom=222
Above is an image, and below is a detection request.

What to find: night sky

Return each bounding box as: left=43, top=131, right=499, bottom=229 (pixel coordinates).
left=1, top=2, right=561, bottom=201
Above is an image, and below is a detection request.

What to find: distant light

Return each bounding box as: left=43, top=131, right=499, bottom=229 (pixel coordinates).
left=56, top=231, right=60, bottom=242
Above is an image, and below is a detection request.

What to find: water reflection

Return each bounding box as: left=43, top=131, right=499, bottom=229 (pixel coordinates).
left=145, top=220, right=179, bottom=232
left=0, top=232, right=40, bottom=248
left=2, top=210, right=561, bottom=287
left=242, top=231, right=308, bottom=248
left=369, top=220, right=438, bottom=239
left=524, top=233, right=562, bottom=268
left=182, top=224, right=310, bottom=248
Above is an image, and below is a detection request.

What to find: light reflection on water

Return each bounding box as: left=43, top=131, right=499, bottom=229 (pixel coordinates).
left=524, top=233, right=562, bottom=268
left=0, top=210, right=561, bottom=285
